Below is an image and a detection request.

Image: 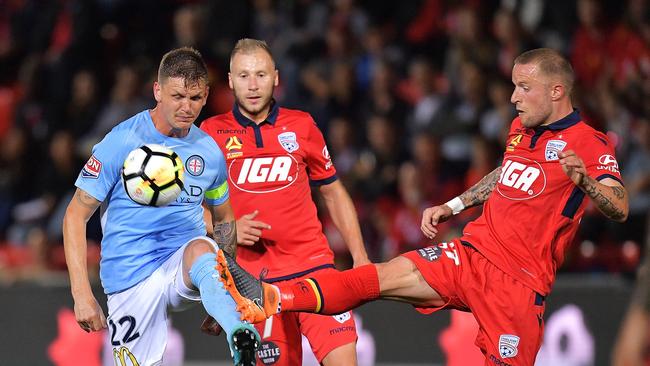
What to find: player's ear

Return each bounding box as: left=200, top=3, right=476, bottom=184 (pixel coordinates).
left=153, top=81, right=162, bottom=103
left=203, top=85, right=209, bottom=106
left=274, top=69, right=279, bottom=87
left=228, top=73, right=233, bottom=90
left=550, top=82, right=564, bottom=101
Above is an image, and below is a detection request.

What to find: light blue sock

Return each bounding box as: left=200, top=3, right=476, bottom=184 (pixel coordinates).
left=189, top=252, right=242, bottom=341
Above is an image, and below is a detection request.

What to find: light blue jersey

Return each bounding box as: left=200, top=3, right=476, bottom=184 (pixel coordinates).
left=75, top=110, right=229, bottom=294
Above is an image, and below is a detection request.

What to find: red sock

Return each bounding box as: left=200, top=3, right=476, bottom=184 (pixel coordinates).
left=277, top=264, right=380, bottom=314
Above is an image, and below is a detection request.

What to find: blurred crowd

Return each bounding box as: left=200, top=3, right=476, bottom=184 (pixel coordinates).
left=0, top=0, right=648, bottom=282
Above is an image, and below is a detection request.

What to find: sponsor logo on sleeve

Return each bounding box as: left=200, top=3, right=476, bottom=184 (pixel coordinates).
left=323, top=145, right=333, bottom=170
left=498, top=334, right=520, bottom=358
left=545, top=140, right=567, bottom=161
left=597, top=154, right=619, bottom=173
left=278, top=131, right=299, bottom=153
left=81, top=155, right=102, bottom=179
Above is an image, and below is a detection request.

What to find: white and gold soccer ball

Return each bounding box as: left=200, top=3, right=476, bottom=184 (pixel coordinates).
left=122, top=144, right=185, bottom=206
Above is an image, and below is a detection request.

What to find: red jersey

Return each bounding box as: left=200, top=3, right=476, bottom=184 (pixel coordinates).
left=200, top=104, right=337, bottom=280
left=462, top=110, right=623, bottom=295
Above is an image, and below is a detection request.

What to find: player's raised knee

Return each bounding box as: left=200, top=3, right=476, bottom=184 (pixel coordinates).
left=184, top=238, right=217, bottom=263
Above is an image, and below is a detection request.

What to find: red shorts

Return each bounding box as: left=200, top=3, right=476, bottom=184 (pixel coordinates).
left=254, top=267, right=357, bottom=365
left=402, top=239, right=545, bottom=366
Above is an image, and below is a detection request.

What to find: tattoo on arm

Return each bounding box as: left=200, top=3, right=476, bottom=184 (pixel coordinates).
left=213, top=220, right=237, bottom=258
left=75, top=189, right=100, bottom=209
left=611, top=185, right=625, bottom=200
left=459, top=167, right=502, bottom=208
left=582, top=177, right=626, bottom=221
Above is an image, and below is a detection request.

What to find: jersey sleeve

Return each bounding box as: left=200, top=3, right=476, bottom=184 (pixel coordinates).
left=578, top=131, right=624, bottom=184
left=74, top=131, right=125, bottom=202
left=304, top=116, right=337, bottom=185
left=204, top=144, right=230, bottom=206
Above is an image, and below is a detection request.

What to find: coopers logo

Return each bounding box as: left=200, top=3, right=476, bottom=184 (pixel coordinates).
left=229, top=155, right=299, bottom=193
left=497, top=156, right=546, bottom=200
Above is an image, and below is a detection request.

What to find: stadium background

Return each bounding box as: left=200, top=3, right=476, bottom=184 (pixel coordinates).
left=0, top=0, right=647, bottom=365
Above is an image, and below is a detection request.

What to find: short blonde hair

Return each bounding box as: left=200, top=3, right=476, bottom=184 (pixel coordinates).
left=514, top=48, right=575, bottom=93
left=229, top=38, right=275, bottom=71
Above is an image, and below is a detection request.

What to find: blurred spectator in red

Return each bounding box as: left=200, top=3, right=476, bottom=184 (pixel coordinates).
left=354, top=114, right=404, bottom=201
left=327, top=117, right=360, bottom=185
left=400, top=57, right=445, bottom=139
left=360, top=59, right=408, bottom=124
left=78, top=64, right=148, bottom=155
left=56, top=69, right=100, bottom=138
left=383, top=162, right=434, bottom=257
left=479, top=77, right=515, bottom=145
left=492, top=7, right=537, bottom=78
left=444, top=5, right=496, bottom=93
left=621, top=119, right=650, bottom=245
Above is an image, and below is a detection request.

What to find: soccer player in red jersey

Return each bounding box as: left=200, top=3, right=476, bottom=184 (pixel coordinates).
left=216, top=48, right=630, bottom=365
left=200, top=39, right=369, bottom=365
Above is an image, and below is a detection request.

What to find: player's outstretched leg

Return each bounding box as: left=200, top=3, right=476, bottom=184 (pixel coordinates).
left=229, top=323, right=260, bottom=366
left=216, top=250, right=381, bottom=322
left=215, top=249, right=280, bottom=323
left=189, top=251, right=261, bottom=364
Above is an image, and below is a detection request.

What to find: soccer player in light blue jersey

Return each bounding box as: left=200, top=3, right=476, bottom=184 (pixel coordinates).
left=62, top=47, right=260, bottom=366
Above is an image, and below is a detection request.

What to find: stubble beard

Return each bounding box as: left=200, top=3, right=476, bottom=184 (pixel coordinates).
left=234, top=90, right=273, bottom=121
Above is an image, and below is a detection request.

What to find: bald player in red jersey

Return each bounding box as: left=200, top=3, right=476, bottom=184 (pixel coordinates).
left=215, top=48, right=630, bottom=366
left=201, top=38, right=369, bottom=366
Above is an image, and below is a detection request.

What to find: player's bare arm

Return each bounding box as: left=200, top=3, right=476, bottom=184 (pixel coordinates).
left=63, top=188, right=107, bottom=332
left=559, top=150, right=629, bottom=222
left=208, top=200, right=238, bottom=257
left=421, top=167, right=501, bottom=239
left=581, top=176, right=628, bottom=222
left=459, top=166, right=502, bottom=208
left=319, top=180, right=370, bottom=266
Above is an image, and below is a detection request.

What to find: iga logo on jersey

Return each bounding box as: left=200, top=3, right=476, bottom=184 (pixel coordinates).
left=597, top=154, right=619, bottom=173
left=497, top=156, right=546, bottom=200
left=229, top=155, right=299, bottom=193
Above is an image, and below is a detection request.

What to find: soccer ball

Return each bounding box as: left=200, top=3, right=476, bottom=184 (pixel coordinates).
left=122, top=144, right=185, bottom=206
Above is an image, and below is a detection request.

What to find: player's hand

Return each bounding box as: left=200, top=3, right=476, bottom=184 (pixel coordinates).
left=73, top=295, right=107, bottom=333
left=421, top=205, right=453, bottom=239
left=559, top=150, right=587, bottom=186
left=200, top=315, right=222, bottom=336
left=237, top=210, right=271, bottom=246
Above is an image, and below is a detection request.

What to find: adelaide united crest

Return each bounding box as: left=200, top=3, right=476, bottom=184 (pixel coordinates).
left=278, top=132, right=299, bottom=153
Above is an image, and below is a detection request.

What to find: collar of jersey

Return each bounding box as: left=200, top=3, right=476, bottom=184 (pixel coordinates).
left=528, top=109, right=581, bottom=148
left=232, top=99, right=280, bottom=128
left=533, top=109, right=581, bottom=133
